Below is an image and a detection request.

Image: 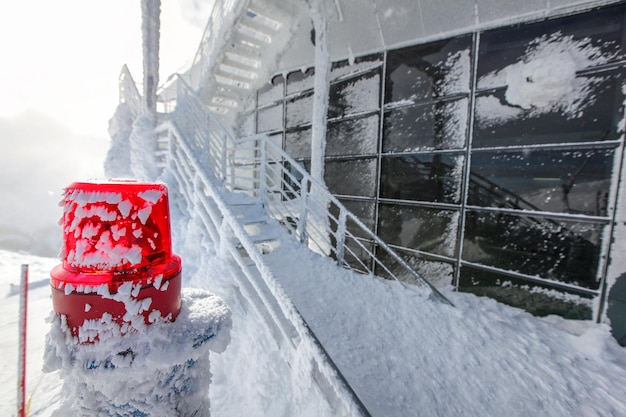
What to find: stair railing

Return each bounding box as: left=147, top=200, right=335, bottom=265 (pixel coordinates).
left=118, top=65, right=143, bottom=118
left=174, top=76, right=452, bottom=306
left=164, top=111, right=373, bottom=417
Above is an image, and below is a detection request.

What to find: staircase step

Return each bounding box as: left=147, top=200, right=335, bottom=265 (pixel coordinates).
left=243, top=220, right=279, bottom=240
left=215, top=74, right=252, bottom=90
left=245, top=9, right=281, bottom=31
left=219, top=63, right=258, bottom=81
left=224, top=52, right=261, bottom=69
left=237, top=24, right=272, bottom=44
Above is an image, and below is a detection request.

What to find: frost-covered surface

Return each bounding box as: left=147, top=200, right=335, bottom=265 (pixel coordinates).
left=3, top=198, right=626, bottom=416
left=60, top=185, right=165, bottom=271
left=44, top=288, right=230, bottom=417
left=477, top=32, right=615, bottom=126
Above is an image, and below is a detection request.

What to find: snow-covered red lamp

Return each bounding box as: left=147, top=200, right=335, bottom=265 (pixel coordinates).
left=50, top=180, right=182, bottom=342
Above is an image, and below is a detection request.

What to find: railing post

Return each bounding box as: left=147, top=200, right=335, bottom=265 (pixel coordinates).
left=298, top=177, right=310, bottom=244
left=259, top=137, right=267, bottom=206
left=221, top=130, right=228, bottom=182
left=336, top=209, right=347, bottom=266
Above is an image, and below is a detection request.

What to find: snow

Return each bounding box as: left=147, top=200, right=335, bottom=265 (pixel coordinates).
left=4, top=215, right=626, bottom=416
left=477, top=32, right=614, bottom=126
left=3, top=1, right=626, bottom=416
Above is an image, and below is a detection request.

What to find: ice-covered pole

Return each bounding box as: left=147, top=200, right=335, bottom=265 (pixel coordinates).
left=17, top=264, right=28, bottom=417
left=141, top=0, right=160, bottom=115
left=308, top=0, right=331, bottom=185
left=306, top=0, right=333, bottom=255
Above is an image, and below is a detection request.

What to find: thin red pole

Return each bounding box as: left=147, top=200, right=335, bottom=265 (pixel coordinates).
left=18, top=264, right=28, bottom=417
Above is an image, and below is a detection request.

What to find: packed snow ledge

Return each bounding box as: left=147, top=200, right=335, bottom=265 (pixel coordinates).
left=3, top=206, right=626, bottom=416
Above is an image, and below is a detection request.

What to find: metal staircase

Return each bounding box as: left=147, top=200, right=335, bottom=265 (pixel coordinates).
left=179, top=0, right=303, bottom=126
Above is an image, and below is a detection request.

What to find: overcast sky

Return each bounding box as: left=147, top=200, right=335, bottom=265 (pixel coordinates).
left=0, top=0, right=207, bottom=256
left=0, top=0, right=204, bottom=135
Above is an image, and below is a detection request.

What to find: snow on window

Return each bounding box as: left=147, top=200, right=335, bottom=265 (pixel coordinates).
left=477, top=32, right=618, bottom=125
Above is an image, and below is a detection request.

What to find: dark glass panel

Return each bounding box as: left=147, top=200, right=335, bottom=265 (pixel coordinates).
left=385, top=35, right=472, bottom=104
left=374, top=247, right=455, bottom=288
left=338, top=198, right=376, bottom=238
left=383, top=99, right=468, bottom=152
left=380, top=153, right=464, bottom=204
left=377, top=203, right=459, bottom=257
left=283, top=159, right=309, bottom=198
left=459, top=266, right=593, bottom=320
left=343, top=238, right=375, bottom=275
left=328, top=70, right=380, bottom=118
left=473, top=71, right=625, bottom=147
left=468, top=148, right=613, bottom=216
left=463, top=211, right=604, bottom=289
left=258, top=74, right=284, bottom=107
left=286, top=92, right=313, bottom=128
left=285, top=128, right=311, bottom=159
left=286, top=67, right=314, bottom=95
left=257, top=104, right=282, bottom=133
left=477, top=5, right=626, bottom=81
left=324, top=158, right=377, bottom=197
left=330, top=53, right=384, bottom=81
left=327, top=115, right=379, bottom=157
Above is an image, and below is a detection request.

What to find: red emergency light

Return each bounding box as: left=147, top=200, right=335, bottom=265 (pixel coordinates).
left=50, top=180, right=182, bottom=342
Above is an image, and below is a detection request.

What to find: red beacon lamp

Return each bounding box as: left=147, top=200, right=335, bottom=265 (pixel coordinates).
left=50, top=180, right=182, bottom=343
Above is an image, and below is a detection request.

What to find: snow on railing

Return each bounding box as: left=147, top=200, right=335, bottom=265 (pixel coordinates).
left=164, top=118, right=372, bottom=417
left=173, top=76, right=453, bottom=306
left=118, top=65, right=143, bottom=118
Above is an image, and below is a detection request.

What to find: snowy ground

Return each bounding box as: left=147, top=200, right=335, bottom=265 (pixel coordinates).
left=2, top=197, right=626, bottom=416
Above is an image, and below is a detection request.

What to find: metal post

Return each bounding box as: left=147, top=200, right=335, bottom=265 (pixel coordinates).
left=18, top=264, right=28, bottom=417
left=299, top=177, right=310, bottom=243
left=259, top=138, right=268, bottom=205
left=336, top=210, right=347, bottom=266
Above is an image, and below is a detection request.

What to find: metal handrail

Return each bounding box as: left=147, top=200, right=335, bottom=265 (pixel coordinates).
left=118, top=65, right=142, bottom=118
left=165, top=120, right=372, bottom=417
left=174, top=75, right=452, bottom=306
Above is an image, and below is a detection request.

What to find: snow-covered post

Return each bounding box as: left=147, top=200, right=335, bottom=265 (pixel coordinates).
left=259, top=137, right=268, bottom=205
left=298, top=176, right=310, bottom=243
left=45, top=180, right=231, bottom=417
left=308, top=0, right=330, bottom=186
left=335, top=209, right=347, bottom=266
left=141, top=0, right=160, bottom=115
left=306, top=0, right=333, bottom=256
left=124, top=0, right=162, bottom=182
left=17, top=264, right=28, bottom=417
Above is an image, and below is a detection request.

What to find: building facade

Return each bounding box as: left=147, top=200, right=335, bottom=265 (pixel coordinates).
left=174, top=0, right=626, bottom=345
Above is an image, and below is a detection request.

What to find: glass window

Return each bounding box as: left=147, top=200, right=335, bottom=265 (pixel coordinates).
left=383, top=98, right=468, bottom=152
left=467, top=148, right=614, bottom=216
left=459, top=265, right=593, bottom=320
left=473, top=71, right=625, bottom=148
left=463, top=211, right=604, bottom=289
left=286, top=93, right=313, bottom=128
left=328, top=70, right=380, bottom=119
left=330, top=53, right=383, bottom=82
left=257, top=104, right=283, bottom=132
left=285, top=128, right=312, bottom=160
left=258, top=74, right=284, bottom=107
left=374, top=247, right=455, bottom=287
left=338, top=198, right=376, bottom=237
left=380, top=153, right=464, bottom=204
left=385, top=35, right=472, bottom=104
left=474, top=6, right=626, bottom=148
left=343, top=238, right=375, bottom=274
left=477, top=6, right=626, bottom=83
left=327, top=115, right=379, bottom=157
left=324, top=158, right=377, bottom=197
left=377, top=203, right=459, bottom=257
left=287, top=68, right=314, bottom=95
